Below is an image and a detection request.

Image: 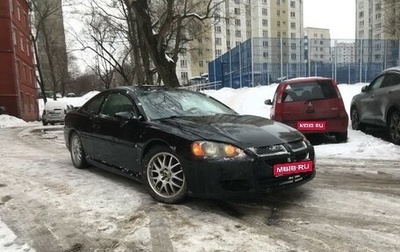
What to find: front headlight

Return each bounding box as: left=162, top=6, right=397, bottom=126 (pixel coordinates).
left=191, top=141, right=245, bottom=159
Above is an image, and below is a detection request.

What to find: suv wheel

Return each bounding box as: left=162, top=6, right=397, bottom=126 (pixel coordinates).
left=388, top=111, right=400, bottom=145
left=351, top=108, right=365, bottom=131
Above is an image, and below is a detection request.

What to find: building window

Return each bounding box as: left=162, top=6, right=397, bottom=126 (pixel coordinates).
left=290, top=22, right=296, bottom=29
left=263, top=30, right=268, bottom=37
left=290, top=12, right=295, bottom=18
left=20, top=91, right=24, bottom=111
left=199, top=61, right=204, bottom=67
left=215, top=26, right=221, bottom=33
left=235, top=30, right=241, bottom=37
left=277, top=21, right=280, bottom=27
left=291, top=43, right=296, bottom=49
left=276, top=0, right=280, bottom=5
left=246, top=20, right=251, bottom=27
left=215, top=37, right=221, bottom=45
left=27, top=95, right=31, bottom=112
left=234, top=8, right=240, bottom=15
left=235, top=19, right=241, bottom=26
left=198, top=49, right=203, bottom=55
left=181, top=72, right=188, bottom=80
left=216, top=49, right=222, bottom=57
left=359, top=11, right=364, bottom=18
left=263, top=52, right=269, bottom=58
left=291, top=53, right=297, bottom=60
left=291, top=32, right=296, bottom=38
left=290, top=1, right=296, bottom=8
left=20, top=34, right=24, bottom=52
left=263, top=41, right=269, bottom=47
left=236, top=41, right=241, bottom=47
left=262, top=19, right=268, bottom=26
left=17, top=4, right=21, bottom=20
left=262, top=8, right=268, bottom=15
left=180, top=60, right=188, bottom=68
left=12, top=28, right=17, bottom=45
left=277, top=10, right=280, bottom=16
left=234, top=0, right=240, bottom=3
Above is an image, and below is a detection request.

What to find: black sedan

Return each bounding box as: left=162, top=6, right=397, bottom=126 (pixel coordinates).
left=64, top=86, right=315, bottom=204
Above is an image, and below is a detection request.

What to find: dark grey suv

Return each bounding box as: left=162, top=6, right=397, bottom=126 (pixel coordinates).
left=350, top=67, right=400, bottom=144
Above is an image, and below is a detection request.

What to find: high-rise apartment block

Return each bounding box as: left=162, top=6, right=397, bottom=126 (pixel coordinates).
left=179, top=0, right=304, bottom=84
left=356, top=0, right=400, bottom=65
left=304, top=27, right=331, bottom=63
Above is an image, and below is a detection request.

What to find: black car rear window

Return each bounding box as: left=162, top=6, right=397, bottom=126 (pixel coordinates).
left=282, top=80, right=338, bottom=102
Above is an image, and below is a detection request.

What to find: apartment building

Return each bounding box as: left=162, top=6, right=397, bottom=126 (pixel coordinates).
left=334, top=42, right=356, bottom=64
left=356, top=0, right=400, bottom=64
left=179, top=0, right=304, bottom=85
left=0, top=0, right=38, bottom=121
left=304, top=27, right=331, bottom=63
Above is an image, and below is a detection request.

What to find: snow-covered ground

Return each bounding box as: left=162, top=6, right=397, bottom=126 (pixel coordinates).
left=1, top=83, right=400, bottom=251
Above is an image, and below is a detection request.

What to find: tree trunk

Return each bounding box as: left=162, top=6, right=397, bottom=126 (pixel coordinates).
left=132, top=0, right=180, bottom=87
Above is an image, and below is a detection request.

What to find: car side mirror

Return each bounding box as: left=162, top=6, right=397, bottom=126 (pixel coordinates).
left=361, top=85, right=369, bottom=92
left=115, top=111, right=136, bottom=120
left=265, top=99, right=273, bottom=105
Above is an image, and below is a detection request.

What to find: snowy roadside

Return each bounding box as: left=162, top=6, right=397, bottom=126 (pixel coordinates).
left=0, top=218, right=35, bottom=252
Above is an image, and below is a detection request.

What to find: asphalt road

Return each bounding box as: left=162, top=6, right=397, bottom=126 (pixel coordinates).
left=1, top=125, right=399, bottom=252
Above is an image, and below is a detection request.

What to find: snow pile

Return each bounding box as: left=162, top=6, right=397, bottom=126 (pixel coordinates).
left=0, top=115, right=27, bottom=128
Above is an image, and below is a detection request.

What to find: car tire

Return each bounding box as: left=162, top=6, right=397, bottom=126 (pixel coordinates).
left=351, top=107, right=365, bottom=131
left=42, top=120, right=48, bottom=126
left=142, top=146, right=187, bottom=204
left=335, top=132, right=348, bottom=143
left=388, top=110, right=400, bottom=145
left=70, top=132, right=88, bottom=169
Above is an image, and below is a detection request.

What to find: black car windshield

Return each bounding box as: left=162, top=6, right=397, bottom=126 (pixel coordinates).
left=136, top=89, right=236, bottom=120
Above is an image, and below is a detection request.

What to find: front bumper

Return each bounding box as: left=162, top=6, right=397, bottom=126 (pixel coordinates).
left=181, top=147, right=316, bottom=199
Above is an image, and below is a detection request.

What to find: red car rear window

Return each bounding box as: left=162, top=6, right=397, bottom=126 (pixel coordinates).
left=282, top=80, right=338, bottom=103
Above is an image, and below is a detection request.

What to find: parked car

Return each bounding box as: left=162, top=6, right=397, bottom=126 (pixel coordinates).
left=350, top=66, right=400, bottom=145
left=265, top=77, right=349, bottom=143
left=64, top=86, right=316, bottom=204
left=42, top=100, right=68, bottom=126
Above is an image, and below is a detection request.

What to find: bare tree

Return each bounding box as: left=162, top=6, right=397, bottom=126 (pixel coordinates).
left=383, top=0, right=400, bottom=39
left=127, top=0, right=222, bottom=87
left=69, top=0, right=221, bottom=88
left=31, top=0, right=69, bottom=100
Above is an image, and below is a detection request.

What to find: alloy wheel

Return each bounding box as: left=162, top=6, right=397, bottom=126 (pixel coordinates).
left=70, top=133, right=87, bottom=168
left=146, top=152, right=185, bottom=199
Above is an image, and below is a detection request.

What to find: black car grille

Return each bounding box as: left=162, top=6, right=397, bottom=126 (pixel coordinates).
left=252, top=140, right=312, bottom=179
left=248, top=139, right=309, bottom=159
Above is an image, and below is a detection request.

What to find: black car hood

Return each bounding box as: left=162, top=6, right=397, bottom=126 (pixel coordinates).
left=157, top=114, right=302, bottom=148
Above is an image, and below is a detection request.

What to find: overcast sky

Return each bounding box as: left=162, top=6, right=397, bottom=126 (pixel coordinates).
left=304, top=0, right=356, bottom=40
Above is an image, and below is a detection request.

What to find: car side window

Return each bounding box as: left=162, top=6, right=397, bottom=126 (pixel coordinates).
left=382, top=73, right=400, bottom=88
left=369, top=75, right=385, bottom=91
left=100, top=93, right=135, bottom=118
left=82, top=93, right=107, bottom=115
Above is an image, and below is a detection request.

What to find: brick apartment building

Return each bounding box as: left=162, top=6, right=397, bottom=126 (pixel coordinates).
left=0, top=0, right=38, bottom=121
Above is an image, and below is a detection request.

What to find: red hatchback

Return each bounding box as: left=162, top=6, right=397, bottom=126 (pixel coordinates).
left=265, top=77, right=349, bottom=142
